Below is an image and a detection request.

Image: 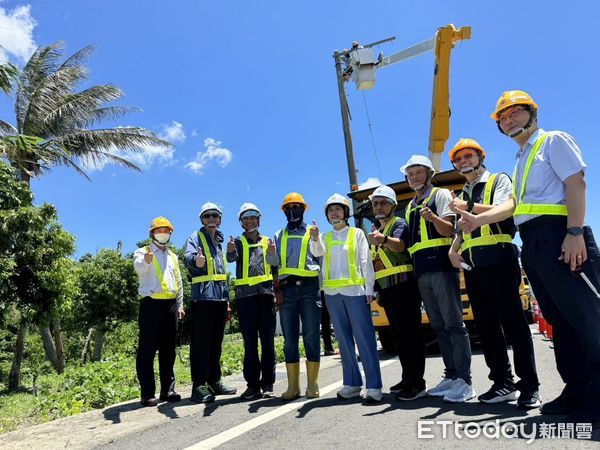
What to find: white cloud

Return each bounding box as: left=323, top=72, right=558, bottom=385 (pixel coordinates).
left=358, top=177, right=382, bottom=190
left=185, top=138, right=233, bottom=174
left=0, top=5, right=37, bottom=63
left=84, top=121, right=184, bottom=171
left=190, top=128, right=198, bottom=137
left=162, top=121, right=186, bottom=143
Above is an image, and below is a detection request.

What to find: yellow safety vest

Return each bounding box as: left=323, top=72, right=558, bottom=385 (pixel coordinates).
left=513, top=133, right=568, bottom=217
left=461, top=173, right=513, bottom=252
left=370, top=217, right=414, bottom=280
left=279, top=226, right=319, bottom=278
left=405, top=187, right=452, bottom=255
left=192, top=231, right=227, bottom=284
left=145, top=246, right=181, bottom=299
left=323, top=228, right=365, bottom=288
left=234, top=236, right=272, bottom=286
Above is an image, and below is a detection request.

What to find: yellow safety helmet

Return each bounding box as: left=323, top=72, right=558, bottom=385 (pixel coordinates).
left=149, top=216, right=174, bottom=233
left=449, top=138, right=486, bottom=162
left=281, top=192, right=309, bottom=210
left=491, top=90, right=538, bottom=120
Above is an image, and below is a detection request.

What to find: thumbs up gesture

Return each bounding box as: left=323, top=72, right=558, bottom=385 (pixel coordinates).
left=227, top=235, right=236, bottom=253
left=310, top=220, right=320, bottom=241
left=420, top=206, right=435, bottom=222
left=267, top=238, right=276, bottom=255
left=196, top=245, right=206, bottom=268
left=449, top=191, right=467, bottom=213
left=144, top=248, right=154, bottom=264
left=368, top=224, right=385, bottom=245
left=456, top=209, right=481, bottom=234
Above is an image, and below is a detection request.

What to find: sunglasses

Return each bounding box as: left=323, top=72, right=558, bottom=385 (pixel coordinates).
left=371, top=200, right=390, bottom=208
left=283, top=204, right=303, bottom=211
left=202, top=213, right=221, bottom=219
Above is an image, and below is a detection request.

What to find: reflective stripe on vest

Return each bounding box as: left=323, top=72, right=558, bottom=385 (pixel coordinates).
left=405, top=187, right=452, bottom=255
left=192, top=231, right=227, bottom=284
left=145, top=246, right=180, bottom=299
left=280, top=226, right=319, bottom=277
left=513, top=133, right=568, bottom=217
left=371, top=217, right=414, bottom=280
left=234, top=236, right=272, bottom=286
left=323, top=228, right=365, bottom=288
left=461, top=173, right=514, bottom=252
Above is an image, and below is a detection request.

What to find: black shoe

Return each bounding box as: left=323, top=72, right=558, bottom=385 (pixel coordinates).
left=396, top=386, right=428, bottom=401
left=323, top=349, right=337, bottom=356
left=141, top=396, right=158, bottom=407
left=517, top=390, right=542, bottom=410
left=478, top=383, right=518, bottom=404
left=261, top=385, right=275, bottom=398
left=159, top=391, right=181, bottom=402
left=191, top=385, right=215, bottom=403
left=540, top=390, right=583, bottom=415
left=389, top=381, right=406, bottom=394
left=210, top=381, right=237, bottom=395
left=240, top=386, right=262, bottom=400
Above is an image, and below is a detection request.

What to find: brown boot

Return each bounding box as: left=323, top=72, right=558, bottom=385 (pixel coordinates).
left=281, top=362, right=301, bottom=401
left=305, top=361, right=320, bottom=398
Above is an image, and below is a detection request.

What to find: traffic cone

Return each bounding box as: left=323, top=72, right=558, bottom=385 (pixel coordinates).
left=533, top=301, right=540, bottom=323
left=546, top=324, right=553, bottom=340
left=538, top=312, right=547, bottom=335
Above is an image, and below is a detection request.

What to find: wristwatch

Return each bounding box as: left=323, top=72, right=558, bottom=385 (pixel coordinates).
left=466, top=198, right=475, bottom=213
left=566, top=227, right=584, bottom=236
left=383, top=235, right=388, bottom=245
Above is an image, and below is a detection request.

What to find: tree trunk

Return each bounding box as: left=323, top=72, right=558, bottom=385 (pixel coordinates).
left=80, top=328, right=94, bottom=364
left=92, top=327, right=106, bottom=362
left=51, top=319, right=66, bottom=373
left=39, top=325, right=62, bottom=373
left=8, top=320, right=27, bottom=391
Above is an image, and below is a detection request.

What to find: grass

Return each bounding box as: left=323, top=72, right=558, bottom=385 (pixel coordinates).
left=0, top=328, right=323, bottom=435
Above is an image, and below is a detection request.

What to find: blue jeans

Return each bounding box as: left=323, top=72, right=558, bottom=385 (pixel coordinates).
left=418, top=270, right=472, bottom=384
left=326, top=293, right=382, bottom=389
left=279, top=278, right=321, bottom=362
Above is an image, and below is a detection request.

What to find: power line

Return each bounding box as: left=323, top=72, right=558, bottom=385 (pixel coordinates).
left=361, top=91, right=383, bottom=180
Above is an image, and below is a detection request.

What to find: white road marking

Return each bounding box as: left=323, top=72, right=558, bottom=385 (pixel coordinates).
left=185, top=359, right=396, bottom=450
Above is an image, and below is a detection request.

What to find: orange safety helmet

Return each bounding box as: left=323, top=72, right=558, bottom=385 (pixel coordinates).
left=281, top=192, right=309, bottom=210
left=491, top=90, right=538, bottom=120
left=149, top=216, right=174, bottom=233
left=448, top=138, right=486, bottom=162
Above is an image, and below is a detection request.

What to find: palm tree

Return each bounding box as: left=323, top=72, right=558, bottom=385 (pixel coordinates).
left=0, top=41, right=171, bottom=183
left=0, top=41, right=173, bottom=384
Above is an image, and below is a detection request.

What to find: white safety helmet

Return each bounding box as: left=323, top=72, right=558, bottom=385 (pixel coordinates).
left=400, top=154, right=436, bottom=175
left=198, top=202, right=222, bottom=220
left=368, top=185, right=397, bottom=206
left=324, top=193, right=352, bottom=222
left=238, top=202, right=261, bottom=220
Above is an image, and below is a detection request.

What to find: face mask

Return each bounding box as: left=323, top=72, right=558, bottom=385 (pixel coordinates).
left=245, top=227, right=258, bottom=233
left=284, top=208, right=304, bottom=224
left=460, top=166, right=475, bottom=174
left=153, top=233, right=171, bottom=244
left=374, top=214, right=387, bottom=220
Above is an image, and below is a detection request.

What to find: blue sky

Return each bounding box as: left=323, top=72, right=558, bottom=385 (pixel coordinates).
left=1, top=0, right=599, bottom=259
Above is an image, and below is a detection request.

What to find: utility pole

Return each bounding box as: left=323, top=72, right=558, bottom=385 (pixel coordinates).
left=333, top=50, right=359, bottom=222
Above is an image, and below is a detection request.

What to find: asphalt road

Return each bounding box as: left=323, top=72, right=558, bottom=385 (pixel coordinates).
left=1, top=327, right=598, bottom=449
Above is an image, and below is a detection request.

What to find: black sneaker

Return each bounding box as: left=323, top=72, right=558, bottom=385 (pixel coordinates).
left=240, top=386, right=262, bottom=400
left=517, top=390, right=542, bottom=410
left=478, top=383, right=518, bottom=404
left=140, top=396, right=158, bottom=407
left=191, top=385, right=215, bottom=403
left=389, top=381, right=406, bottom=394
left=159, top=391, right=181, bottom=402
left=210, top=381, right=237, bottom=395
left=396, top=386, right=428, bottom=401
left=261, top=385, right=275, bottom=398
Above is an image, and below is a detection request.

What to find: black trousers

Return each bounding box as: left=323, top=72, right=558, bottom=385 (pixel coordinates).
left=380, top=279, right=426, bottom=389
left=321, top=291, right=334, bottom=352
left=464, top=258, right=539, bottom=391
left=136, top=297, right=178, bottom=399
left=190, top=301, right=228, bottom=387
left=521, top=218, right=600, bottom=401
left=237, top=294, right=276, bottom=389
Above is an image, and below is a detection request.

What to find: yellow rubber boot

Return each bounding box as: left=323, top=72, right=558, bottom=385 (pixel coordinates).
left=281, top=362, right=301, bottom=401
left=305, top=361, right=320, bottom=398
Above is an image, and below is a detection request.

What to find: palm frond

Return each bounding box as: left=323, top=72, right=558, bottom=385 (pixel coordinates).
left=0, top=120, right=18, bottom=136
left=0, top=62, right=19, bottom=94
left=58, top=45, right=94, bottom=70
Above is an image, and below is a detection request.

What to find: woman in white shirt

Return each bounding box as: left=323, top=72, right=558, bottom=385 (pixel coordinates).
left=310, top=194, right=382, bottom=403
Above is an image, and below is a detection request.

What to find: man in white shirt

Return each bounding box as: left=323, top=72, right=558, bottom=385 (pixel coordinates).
left=133, top=216, right=184, bottom=407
